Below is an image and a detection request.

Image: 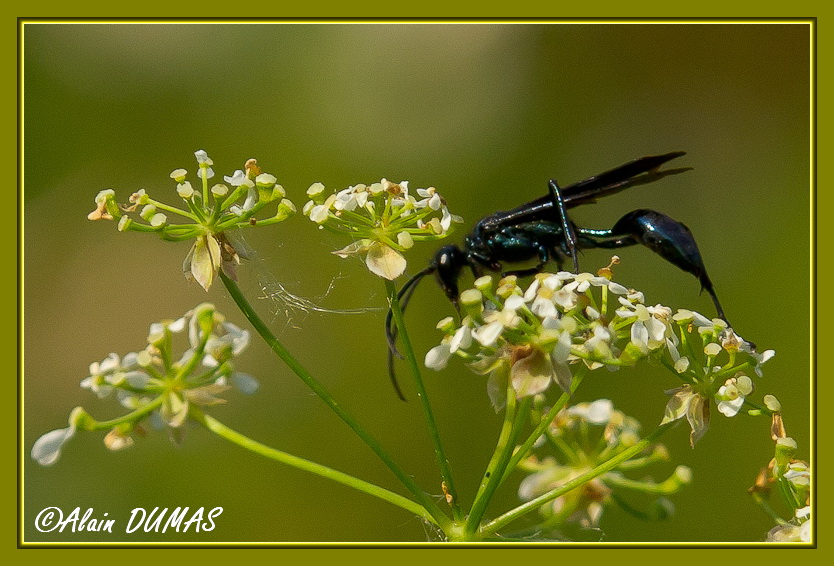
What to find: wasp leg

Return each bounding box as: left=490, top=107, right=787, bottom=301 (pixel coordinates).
left=575, top=209, right=727, bottom=321
left=548, top=179, right=580, bottom=273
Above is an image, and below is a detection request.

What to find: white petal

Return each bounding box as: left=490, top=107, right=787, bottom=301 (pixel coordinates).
left=504, top=294, right=525, bottom=311
left=450, top=325, right=472, bottom=353
left=645, top=316, right=668, bottom=343
left=585, top=399, right=614, bottom=424
left=674, top=357, right=690, bottom=373
left=472, top=321, right=504, bottom=347
left=99, top=353, right=120, bottom=373
left=607, top=282, right=628, bottom=295
left=425, top=344, right=452, bottom=370
left=224, top=169, right=247, bottom=186
left=551, top=330, right=573, bottom=364
left=306, top=182, right=325, bottom=196
left=32, top=427, right=75, bottom=466
left=523, top=279, right=540, bottom=301
left=168, top=316, right=187, bottom=333
left=231, top=372, right=259, bottom=395
left=717, top=396, right=744, bottom=417
left=365, top=243, right=407, bottom=280
left=631, top=321, right=649, bottom=353
left=666, top=337, right=681, bottom=361
left=691, top=311, right=714, bottom=327
left=531, top=296, right=557, bottom=318
left=397, top=231, right=414, bottom=249
left=309, top=204, right=330, bottom=223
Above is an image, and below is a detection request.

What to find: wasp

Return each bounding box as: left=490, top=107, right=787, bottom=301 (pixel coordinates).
left=386, top=152, right=727, bottom=400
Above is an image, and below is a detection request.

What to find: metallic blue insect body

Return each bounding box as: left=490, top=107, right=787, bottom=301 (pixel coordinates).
left=386, top=152, right=726, bottom=400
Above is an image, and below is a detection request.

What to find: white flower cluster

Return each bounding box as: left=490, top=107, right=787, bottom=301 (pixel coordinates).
left=31, top=304, right=257, bottom=466
left=89, top=151, right=296, bottom=291
left=518, top=399, right=690, bottom=531
left=302, top=179, right=462, bottom=279
left=425, top=268, right=776, bottom=445
left=80, top=304, right=256, bottom=408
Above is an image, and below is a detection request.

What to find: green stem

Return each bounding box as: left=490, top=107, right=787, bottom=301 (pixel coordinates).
left=146, top=198, right=198, bottom=221
left=78, top=396, right=166, bottom=430
left=200, top=168, right=210, bottom=204
left=479, top=420, right=677, bottom=537
left=603, top=473, right=682, bottom=495
left=501, top=366, right=587, bottom=484
left=465, top=383, right=531, bottom=535
left=190, top=407, right=436, bottom=524
left=220, top=272, right=450, bottom=530
left=385, top=279, right=461, bottom=521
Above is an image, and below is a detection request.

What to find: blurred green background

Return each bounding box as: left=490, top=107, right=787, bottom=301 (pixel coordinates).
left=23, top=22, right=811, bottom=543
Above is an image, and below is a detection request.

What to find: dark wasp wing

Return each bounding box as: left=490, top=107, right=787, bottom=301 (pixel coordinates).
left=480, top=152, right=691, bottom=229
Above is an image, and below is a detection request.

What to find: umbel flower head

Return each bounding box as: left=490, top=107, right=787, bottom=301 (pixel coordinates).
left=425, top=260, right=776, bottom=447
left=88, top=150, right=296, bottom=290
left=518, top=399, right=691, bottom=532
left=302, top=179, right=462, bottom=279
left=749, top=421, right=812, bottom=543
left=31, top=304, right=257, bottom=466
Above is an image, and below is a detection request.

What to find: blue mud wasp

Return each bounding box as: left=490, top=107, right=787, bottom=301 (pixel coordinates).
left=386, top=152, right=727, bottom=400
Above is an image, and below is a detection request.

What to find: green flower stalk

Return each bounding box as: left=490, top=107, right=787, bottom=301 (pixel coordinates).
left=88, top=150, right=296, bottom=290
left=302, top=178, right=462, bottom=279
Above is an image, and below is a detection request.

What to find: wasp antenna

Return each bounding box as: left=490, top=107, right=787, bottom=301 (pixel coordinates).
left=385, top=267, right=433, bottom=356
left=385, top=266, right=434, bottom=401
left=387, top=349, right=408, bottom=402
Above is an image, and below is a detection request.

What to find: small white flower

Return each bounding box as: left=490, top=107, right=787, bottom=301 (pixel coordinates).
left=223, top=169, right=247, bottom=186
left=309, top=203, right=331, bottom=224
left=307, top=182, right=326, bottom=197
left=194, top=150, right=215, bottom=179
left=741, top=342, right=776, bottom=377
left=177, top=181, right=195, bottom=198
left=256, top=173, right=277, bottom=186
left=552, top=288, right=578, bottom=310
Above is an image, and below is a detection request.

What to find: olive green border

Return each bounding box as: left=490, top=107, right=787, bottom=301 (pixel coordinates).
left=10, top=14, right=820, bottom=557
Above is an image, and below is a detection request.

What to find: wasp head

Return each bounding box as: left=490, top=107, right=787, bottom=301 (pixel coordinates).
left=432, top=244, right=468, bottom=309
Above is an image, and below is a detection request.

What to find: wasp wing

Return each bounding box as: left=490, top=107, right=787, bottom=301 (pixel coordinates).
left=485, top=152, right=690, bottom=228
left=560, top=151, right=691, bottom=206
